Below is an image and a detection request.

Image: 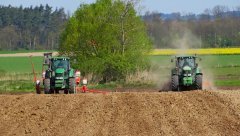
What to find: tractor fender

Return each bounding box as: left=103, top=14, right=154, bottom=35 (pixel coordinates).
left=195, top=68, right=203, bottom=75
left=69, top=69, right=75, bottom=78
left=45, top=70, right=51, bottom=78
left=171, top=68, right=178, bottom=75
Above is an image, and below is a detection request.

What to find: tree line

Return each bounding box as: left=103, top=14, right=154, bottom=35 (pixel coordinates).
left=0, top=4, right=240, bottom=50
left=143, top=5, right=240, bottom=48
left=0, top=5, right=68, bottom=50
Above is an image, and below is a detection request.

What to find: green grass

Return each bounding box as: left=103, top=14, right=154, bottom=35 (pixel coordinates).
left=209, top=67, right=240, bottom=76
left=0, top=57, right=42, bottom=93
left=0, top=56, right=42, bottom=73
left=199, top=55, right=240, bottom=71
left=0, top=80, right=35, bottom=94
left=3, top=55, right=238, bottom=74
left=0, top=55, right=240, bottom=93
left=88, top=82, right=118, bottom=90
left=215, top=80, right=240, bottom=86
left=0, top=72, right=37, bottom=93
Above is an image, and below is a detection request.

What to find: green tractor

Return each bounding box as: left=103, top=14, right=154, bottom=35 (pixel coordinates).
left=171, top=56, right=203, bottom=91
left=43, top=53, right=76, bottom=94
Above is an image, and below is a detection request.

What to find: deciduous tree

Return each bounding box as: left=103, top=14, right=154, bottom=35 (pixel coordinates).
left=59, top=0, right=152, bottom=82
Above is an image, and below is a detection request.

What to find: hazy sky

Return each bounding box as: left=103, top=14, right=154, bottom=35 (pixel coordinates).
left=0, top=0, right=239, bottom=14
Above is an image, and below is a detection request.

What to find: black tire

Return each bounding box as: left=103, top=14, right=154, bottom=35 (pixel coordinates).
left=36, top=89, right=41, bottom=94
left=44, top=79, right=51, bottom=94
left=36, top=84, right=41, bottom=94
left=196, top=75, right=202, bottom=90
left=171, top=75, right=179, bottom=91
left=55, top=89, right=59, bottom=94
left=69, top=78, right=75, bottom=94
left=64, top=89, right=69, bottom=94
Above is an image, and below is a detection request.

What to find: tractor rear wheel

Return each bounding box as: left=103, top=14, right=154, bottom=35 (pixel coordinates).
left=196, top=75, right=202, bottom=90
left=36, top=83, right=41, bottom=94
left=55, top=89, right=59, bottom=94
left=69, top=78, right=75, bottom=94
left=171, top=75, right=179, bottom=91
left=64, top=89, right=68, bottom=94
left=44, top=79, right=51, bottom=94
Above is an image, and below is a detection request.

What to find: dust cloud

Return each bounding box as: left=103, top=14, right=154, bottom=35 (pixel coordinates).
left=128, top=24, right=216, bottom=91
left=151, top=24, right=216, bottom=90
left=171, top=29, right=202, bottom=53
left=171, top=28, right=216, bottom=90
left=149, top=58, right=172, bottom=91
left=202, top=69, right=217, bottom=90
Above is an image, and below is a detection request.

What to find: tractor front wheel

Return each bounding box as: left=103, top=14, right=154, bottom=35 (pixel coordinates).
left=196, top=75, right=202, bottom=90
left=171, top=75, right=179, bottom=91
left=69, top=78, right=75, bottom=94
left=44, top=79, right=51, bottom=94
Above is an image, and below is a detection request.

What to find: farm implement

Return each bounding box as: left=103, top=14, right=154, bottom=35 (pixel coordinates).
left=29, top=53, right=108, bottom=94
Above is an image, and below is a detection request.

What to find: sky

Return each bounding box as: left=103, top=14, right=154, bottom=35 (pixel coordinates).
left=0, top=0, right=239, bottom=15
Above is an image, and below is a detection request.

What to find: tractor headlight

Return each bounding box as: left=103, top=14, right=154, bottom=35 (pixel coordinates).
left=184, top=74, right=192, bottom=76
left=56, top=77, right=64, bottom=80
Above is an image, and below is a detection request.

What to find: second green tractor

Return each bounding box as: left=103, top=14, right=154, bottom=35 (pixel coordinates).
left=43, top=53, right=76, bottom=94
left=171, top=56, right=203, bottom=91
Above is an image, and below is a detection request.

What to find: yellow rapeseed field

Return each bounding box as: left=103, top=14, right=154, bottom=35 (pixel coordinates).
left=151, top=48, right=240, bottom=55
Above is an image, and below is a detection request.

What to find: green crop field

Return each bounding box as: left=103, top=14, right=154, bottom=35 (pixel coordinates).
left=0, top=56, right=43, bottom=93
left=0, top=54, right=237, bottom=74
left=0, top=54, right=240, bottom=93
left=0, top=56, right=42, bottom=73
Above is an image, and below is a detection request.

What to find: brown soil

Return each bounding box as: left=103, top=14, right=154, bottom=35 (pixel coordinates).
left=0, top=91, right=240, bottom=136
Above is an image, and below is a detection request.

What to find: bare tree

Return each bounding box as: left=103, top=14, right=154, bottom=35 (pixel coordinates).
left=212, top=5, right=229, bottom=18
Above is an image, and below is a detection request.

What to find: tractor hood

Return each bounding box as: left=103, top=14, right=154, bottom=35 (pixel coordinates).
left=55, top=68, right=65, bottom=74
left=183, top=66, right=191, bottom=71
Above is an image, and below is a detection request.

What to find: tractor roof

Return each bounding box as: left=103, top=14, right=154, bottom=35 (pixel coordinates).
left=176, top=56, right=196, bottom=59
left=51, top=57, right=70, bottom=60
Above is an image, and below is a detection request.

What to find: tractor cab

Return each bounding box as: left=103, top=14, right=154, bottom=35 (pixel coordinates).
left=176, top=56, right=197, bottom=76
left=177, top=56, right=196, bottom=68
left=51, top=57, right=70, bottom=71
left=49, top=57, right=70, bottom=82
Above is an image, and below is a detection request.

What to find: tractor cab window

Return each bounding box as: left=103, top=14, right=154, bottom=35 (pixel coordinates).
left=178, top=57, right=195, bottom=68
left=52, top=59, right=69, bottom=70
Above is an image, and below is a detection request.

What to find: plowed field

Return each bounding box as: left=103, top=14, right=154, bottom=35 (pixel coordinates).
left=0, top=90, right=240, bottom=136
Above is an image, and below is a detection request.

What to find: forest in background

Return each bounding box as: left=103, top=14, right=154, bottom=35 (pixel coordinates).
left=144, top=5, right=240, bottom=48
left=0, top=4, right=240, bottom=50
left=0, top=4, right=68, bottom=50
